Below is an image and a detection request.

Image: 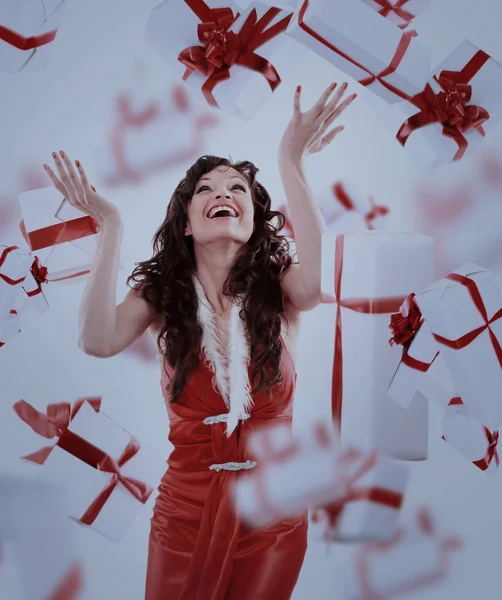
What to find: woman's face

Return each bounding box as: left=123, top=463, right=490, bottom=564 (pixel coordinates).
left=184, top=166, right=255, bottom=246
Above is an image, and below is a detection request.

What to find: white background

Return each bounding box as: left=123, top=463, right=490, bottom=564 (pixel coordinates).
left=1, top=0, right=502, bottom=598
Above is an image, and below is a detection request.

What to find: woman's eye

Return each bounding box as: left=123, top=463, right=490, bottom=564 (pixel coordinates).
left=196, top=185, right=210, bottom=193
left=232, top=184, right=246, bottom=191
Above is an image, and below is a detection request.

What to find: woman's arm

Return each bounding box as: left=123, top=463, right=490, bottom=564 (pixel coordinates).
left=43, top=151, right=155, bottom=358
left=278, top=82, right=357, bottom=311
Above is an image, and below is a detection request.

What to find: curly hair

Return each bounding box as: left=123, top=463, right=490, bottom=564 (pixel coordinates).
left=127, top=155, right=293, bottom=402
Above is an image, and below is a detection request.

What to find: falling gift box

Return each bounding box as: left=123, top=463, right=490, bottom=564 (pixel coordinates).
left=13, top=398, right=165, bottom=543
left=442, top=397, right=500, bottom=474
left=0, top=309, right=21, bottom=348
left=414, top=263, right=502, bottom=431
left=341, top=507, right=462, bottom=599
left=320, top=181, right=390, bottom=233
left=321, top=232, right=434, bottom=460
left=0, top=474, right=83, bottom=600
left=145, top=0, right=294, bottom=120
left=310, top=447, right=409, bottom=543
left=0, top=0, right=67, bottom=74
left=360, top=0, right=431, bottom=30
left=95, top=85, right=218, bottom=187
left=387, top=294, right=455, bottom=412
left=18, top=187, right=100, bottom=282
left=0, top=245, right=29, bottom=323
left=233, top=420, right=346, bottom=528
left=286, top=0, right=430, bottom=104
left=393, top=40, right=502, bottom=169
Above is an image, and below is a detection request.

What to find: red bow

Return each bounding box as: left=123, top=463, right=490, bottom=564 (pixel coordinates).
left=473, top=427, right=499, bottom=471
left=372, top=0, right=415, bottom=28
left=397, top=51, right=491, bottom=161
left=178, top=0, right=291, bottom=107
left=388, top=293, right=423, bottom=347
left=30, top=256, right=48, bottom=285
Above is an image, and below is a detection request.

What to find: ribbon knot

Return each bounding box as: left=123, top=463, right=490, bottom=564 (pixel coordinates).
left=389, top=293, right=423, bottom=347
left=396, top=51, right=491, bottom=162
left=30, top=256, right=48, bottom=286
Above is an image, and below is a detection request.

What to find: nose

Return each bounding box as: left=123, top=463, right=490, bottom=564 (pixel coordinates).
left=214, top=191, right=232, bottom=200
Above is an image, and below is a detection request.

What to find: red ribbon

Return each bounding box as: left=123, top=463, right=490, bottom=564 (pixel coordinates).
left=444, top=397, right=499, bottom=472
left=13, top=398, right=153, bottom=524
left=331, top=234, right=406, bottom=426
left=431, top=271, right=502, bottom=367
left=356, top=506, right=462, bottom=599
left=24, top=255, right=49, bottom=297
left=364, top=197, right=390, bottom=229
left=397, top=50, right=491, bottom=161
left=298, top=0, right=417, bottom=101
left=388, top=293, right=439, bottom=374
left=311, top=451, right=403, bottom=536
left=19, top=213, right=99, bottom=253
left=370, top=0, right=415, bottom=29
left=46, top=562, right=84, bottom=600
left=0, top=25, right=58, bottom=51
left=332, top=183, right=390, bottom=230
left=179, top=0, right=292, bottom=107
left=0, top=245, right=26, bottom=286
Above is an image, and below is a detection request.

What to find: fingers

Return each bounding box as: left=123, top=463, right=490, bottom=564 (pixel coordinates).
left=75, top=159, right=93, bottom=194
left=292, top=84, right=302, bottom=121
left=60, top=150, right=85, bottom=199
left=323, top=125, right=345, bottom=145
left=311, top=81, right=337, bottom=115
left=42, top=164, right=68, bottom=198
left=321, top=93, right=357, bottom=131
left=52, top=151, right=78, bottom=201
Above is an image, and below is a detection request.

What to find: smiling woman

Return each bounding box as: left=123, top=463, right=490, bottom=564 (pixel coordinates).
left=42, top=81, right=357, bottom=600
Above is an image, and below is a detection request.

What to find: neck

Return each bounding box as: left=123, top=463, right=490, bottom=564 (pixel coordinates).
left=194, top=245, right=240, bottom=314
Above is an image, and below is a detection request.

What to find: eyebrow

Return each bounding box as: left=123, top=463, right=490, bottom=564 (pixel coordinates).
left=197, top=175, right=248, bottom=185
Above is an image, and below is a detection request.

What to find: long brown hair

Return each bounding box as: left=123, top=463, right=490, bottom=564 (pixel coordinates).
left=127, top=155, right=293, bottom=402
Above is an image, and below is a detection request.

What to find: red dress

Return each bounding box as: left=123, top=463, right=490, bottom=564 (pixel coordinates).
left=145, top=338, right=308, bottom=600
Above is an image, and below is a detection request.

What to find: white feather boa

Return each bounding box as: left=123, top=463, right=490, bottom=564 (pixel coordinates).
left=194, top=277, right=252, bottom=436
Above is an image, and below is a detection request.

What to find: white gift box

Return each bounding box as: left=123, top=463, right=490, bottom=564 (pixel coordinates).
left=387, top=318, right=455, bottom=412
left=442, top=397, right=500, bottom=474
left=342, top=507, right=462, bottom=599
left=414, top=263, right=502, bottom=430
left=145, top=0, right=293, bottom=119
left=0, top=474, right=82, bottom=600
left=16, top=400, right=165, bottom=542
left=391, top=40, right=502, bottom=169
left=320, top=181, right=390, bottom=233
left=286, top=0, right=430, bottom=104
left=360, top=0, right=431, bottom=29
left=321, top=232, right=434, bottom=460
left=235, top=0, right=299, bottom=8
left=312, top=449, right=409, bottom=543
left=234, top=420, right=346, bottom=528
left=18, top=187, right=99, bottom=282
left=0, top=309, right=21, bottom=348
left=0, top=0, right=67, bottom=74
left=95, top=89, right=211, bottom=186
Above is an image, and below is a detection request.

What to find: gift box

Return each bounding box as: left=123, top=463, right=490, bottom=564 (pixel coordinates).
left=286, top=0, right=430, bottom=104
left=0, top=309, right=21, bottom=348
left=414, top=263, right=502, bottom=430
left=18, top=187, right=100, bottom=282
left=0, top=474, right=83, bottom=600
left=393, top=40, right=502, bottom=169
left=442, top=397, right=500, bottom=474
left=96, top=85, right=218, bottom=187
left=234, top=420, right=346, bottom=528
left=145, top=0, right=294, bottom=119
left=387, top=294, right=455, bottom=412
left=321, top=181, right=390, bottom=232
left=0, top=0, right=67, bottom=74
left=321, top=232, right=434, bottom=460
left=13, top=398, right=165, bottom=542
left=341, top=507, right=462, bottom=599
left=311, top=447, right=409, bottom=542
left=360, top=0, right=431, bottom=30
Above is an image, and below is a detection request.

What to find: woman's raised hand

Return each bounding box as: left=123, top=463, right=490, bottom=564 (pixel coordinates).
left=278, top=81, right=357, bottom=163
left=43, top=151, right=121, bottom=225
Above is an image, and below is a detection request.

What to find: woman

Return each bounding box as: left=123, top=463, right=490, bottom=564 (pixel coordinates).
left=43, top=82, right=356, bottom=600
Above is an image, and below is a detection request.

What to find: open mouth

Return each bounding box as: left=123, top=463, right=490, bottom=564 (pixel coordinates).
left=207, top=204, right=239, bottom=219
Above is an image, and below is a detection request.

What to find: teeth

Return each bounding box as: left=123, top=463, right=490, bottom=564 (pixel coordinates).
left=208, top=204, right=237, bottom=219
